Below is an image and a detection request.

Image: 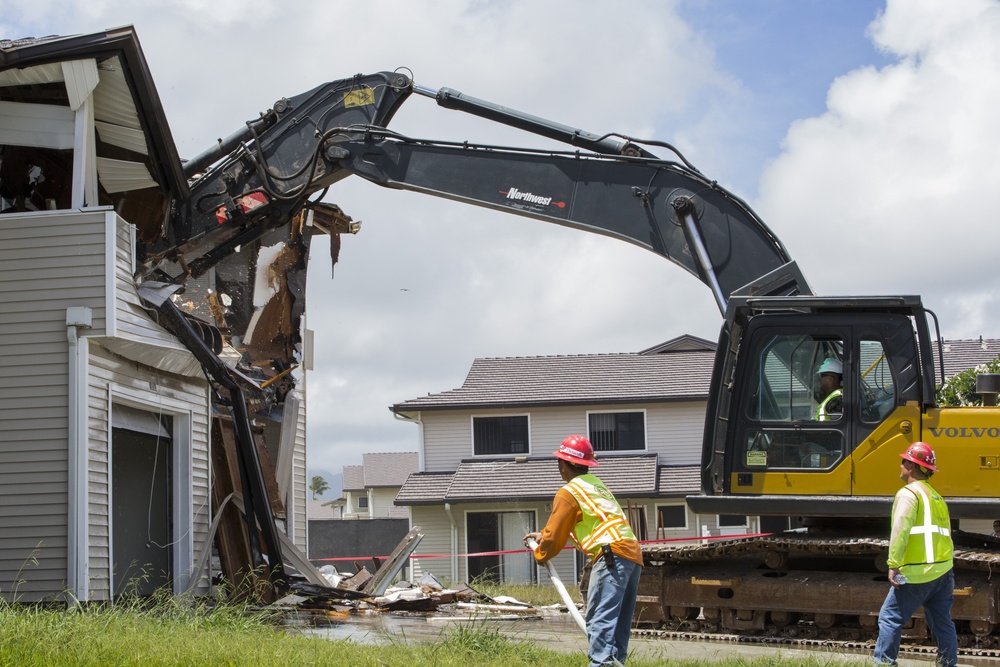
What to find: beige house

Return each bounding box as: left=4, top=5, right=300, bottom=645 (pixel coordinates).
left=391, top=336, right=725, bottom=586
left=336, top=452, right=419, bottom=520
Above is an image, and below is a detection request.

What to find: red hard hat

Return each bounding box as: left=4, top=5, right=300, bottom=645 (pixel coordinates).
left=553, top=434, right=599, bottom=467
left=900, top=441, right=938, bottom=473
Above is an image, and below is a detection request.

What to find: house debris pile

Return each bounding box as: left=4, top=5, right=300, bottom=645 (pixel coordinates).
left=273, top=525, right=558, bottom=623
left=279, top=572, right=548, bottom=624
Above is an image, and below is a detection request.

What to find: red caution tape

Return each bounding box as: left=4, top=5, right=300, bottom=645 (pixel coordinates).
left=310, top=532, right=773, bottom=563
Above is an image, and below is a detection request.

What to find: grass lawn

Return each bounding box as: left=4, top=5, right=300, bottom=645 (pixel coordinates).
left=0, top=594, right=865, bottom=667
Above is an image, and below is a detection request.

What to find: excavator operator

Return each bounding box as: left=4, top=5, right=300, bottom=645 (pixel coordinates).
left=815, top=357, right=844, bottom=421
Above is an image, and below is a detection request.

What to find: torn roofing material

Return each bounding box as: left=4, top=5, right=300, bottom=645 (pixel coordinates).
left=0, top=26, right=188, bottom=202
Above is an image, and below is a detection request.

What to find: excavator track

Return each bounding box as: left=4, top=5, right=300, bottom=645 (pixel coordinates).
left=637, top=534, right=1000, bottom=652
left=631, top=628, right=1000, bottom=664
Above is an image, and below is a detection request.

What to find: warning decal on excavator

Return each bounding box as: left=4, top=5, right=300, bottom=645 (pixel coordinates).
left=746, top=451, right=767, bottom=467
left=344, top=88, right=376, bottom=108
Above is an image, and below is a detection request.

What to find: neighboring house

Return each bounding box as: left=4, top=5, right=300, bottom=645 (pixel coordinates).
left=307, top=499, right=341, bottom=520
left=391, top=335, right=1000, bottom=587
left=940, top=337, right=1000, bottom=378
left=308, top=453, right=418, bottom=572
left=338, top=452, right=419, bottom=520
left=392, top=335, right=719, bottom=586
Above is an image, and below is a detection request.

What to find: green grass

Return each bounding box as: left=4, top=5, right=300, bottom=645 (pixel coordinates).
left=0, top=594, right=862, bottom=667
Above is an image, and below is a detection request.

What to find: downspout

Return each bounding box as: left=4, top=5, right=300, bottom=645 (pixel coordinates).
left=392, top=410, right=424, bottom=473
left=444, top=503, right=459, bottom=584
left=66, top=306, right=92, bottom=602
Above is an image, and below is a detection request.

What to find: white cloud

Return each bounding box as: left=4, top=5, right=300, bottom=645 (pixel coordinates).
left=16, top=1, right=989, bottom=473
left=757, top=0, right=1000, bottom=339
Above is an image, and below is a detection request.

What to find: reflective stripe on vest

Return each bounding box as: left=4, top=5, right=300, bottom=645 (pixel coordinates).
left=817, top=388, right=843, bottom=421
left=564, top=475, right=635, bottom=558
left=904, top=481, right=952, bottom=565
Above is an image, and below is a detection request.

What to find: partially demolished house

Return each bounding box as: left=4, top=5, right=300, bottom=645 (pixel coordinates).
left=0, top=28, right=328, bottom=601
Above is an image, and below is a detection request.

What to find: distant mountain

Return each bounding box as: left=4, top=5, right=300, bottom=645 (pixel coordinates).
left=307, top=469, right=342, bottom=499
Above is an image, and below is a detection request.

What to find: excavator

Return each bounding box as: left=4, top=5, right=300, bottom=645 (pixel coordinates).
left=141, top=70, right=999, bottom=647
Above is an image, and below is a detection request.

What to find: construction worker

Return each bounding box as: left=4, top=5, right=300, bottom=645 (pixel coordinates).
left=874, top=442, right=957, bottom=667
left=524, top=435, right=643, bottom=667
left=815, top=357, right=843, bottom=420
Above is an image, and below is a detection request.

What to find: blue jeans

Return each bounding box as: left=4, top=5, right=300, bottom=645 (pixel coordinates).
left=874, top=569, right=957, bottom=666
left=585, top=554, right=641, bottom=667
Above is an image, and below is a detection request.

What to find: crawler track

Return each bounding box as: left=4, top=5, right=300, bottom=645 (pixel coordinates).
left=632, top=627, right=1000, bottom=663
left=637, top=533, right=1000, bottom=652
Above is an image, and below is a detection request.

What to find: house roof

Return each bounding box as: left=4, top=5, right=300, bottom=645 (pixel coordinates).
left=392, top=336, right=1000, bottom=415
left=307, top=499, right=338, bottom=520
left=342, top=465, right=365, bottom=492
left=392, top=349, right=714, bottom=413
left=940, top=339, right=1000, bottom=379
left=0, top=27, right=187, bottom=201
left=362, top=451, right=419, bottom=487
left=657, top=465, right=702, bottom=496
left=394, top=471, right=455, bottom=505
left=639, top=334, right=717, bottom=355
left=395, top=455, right=699, bottom=506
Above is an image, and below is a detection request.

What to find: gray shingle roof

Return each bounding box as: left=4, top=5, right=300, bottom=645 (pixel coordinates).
left=362, top=452, right=419, bottom=487
left=395, top=471, right=455, bottom=505
left=307, top=499, right=339, bottom=520
left=396, top=455, right=660, bottom=505
left=392, top=350, right=714, bottom=412
left=940, top=339, right=1000, bottom=379
left=342, top=465, right=365, bottom=492
left=657, top=465, right=701, bottom=496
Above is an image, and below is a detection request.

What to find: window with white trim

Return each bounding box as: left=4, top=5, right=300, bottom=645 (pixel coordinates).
left=656, top=504, right=688, bottom=530
left=473, top=415, right=529, bottom=456
left=588, top=411, right=645, bottom=452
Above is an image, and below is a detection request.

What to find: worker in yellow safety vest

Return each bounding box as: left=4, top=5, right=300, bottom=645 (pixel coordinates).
left=525, top=435, right=643, bottom=667
left=815, top=357, right=843, bottom=421
left=873, top=442, right=957, bottom=667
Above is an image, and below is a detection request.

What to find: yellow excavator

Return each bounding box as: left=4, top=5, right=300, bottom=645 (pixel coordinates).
left=142, top=70, right=999, bottom=646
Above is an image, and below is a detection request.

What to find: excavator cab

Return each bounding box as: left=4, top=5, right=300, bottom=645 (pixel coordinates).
left=694, top=295, right=935, bottom=518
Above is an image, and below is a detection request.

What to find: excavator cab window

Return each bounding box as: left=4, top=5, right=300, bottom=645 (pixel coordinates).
left=739, top=332, right=846, bottom=471
left=859, top=337, right=896, bottom=423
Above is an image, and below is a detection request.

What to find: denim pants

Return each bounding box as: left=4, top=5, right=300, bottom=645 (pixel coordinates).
left=585, top=554, right=641, bottom=667
left=874, top=569, right=957, bottom=666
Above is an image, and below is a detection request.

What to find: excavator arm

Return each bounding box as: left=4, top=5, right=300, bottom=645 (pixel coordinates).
left=333, top=125, right=809, bottom=310
left=156, top=72, right=809, bottom=309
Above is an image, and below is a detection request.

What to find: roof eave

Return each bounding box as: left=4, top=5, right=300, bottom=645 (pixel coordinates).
left=392, top=393, right=709, bottom=413
left=0, top=26, right=189, bottom=200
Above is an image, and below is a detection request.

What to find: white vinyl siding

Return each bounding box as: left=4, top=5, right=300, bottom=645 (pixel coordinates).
left=0, top=209, right=112, bottom=601
left=370, top=488, right=400, bottom=518
left=409, top=506, right=456, bottom=582
left=289, top=388, right=308, bottom=552
left=420, top=401, right=706, bottom=471
left=0, top=208, right=215, bottom=602
left=88, top=345, right=211, bottom=599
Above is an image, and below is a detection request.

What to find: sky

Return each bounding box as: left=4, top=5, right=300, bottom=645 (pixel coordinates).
left=6, top=0, right=1000, bottom=488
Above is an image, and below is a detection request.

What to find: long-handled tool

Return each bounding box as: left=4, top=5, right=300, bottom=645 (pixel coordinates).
left=526, top=537, right=587, bottom=632
left=526, top=538, right=626, bottom=667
